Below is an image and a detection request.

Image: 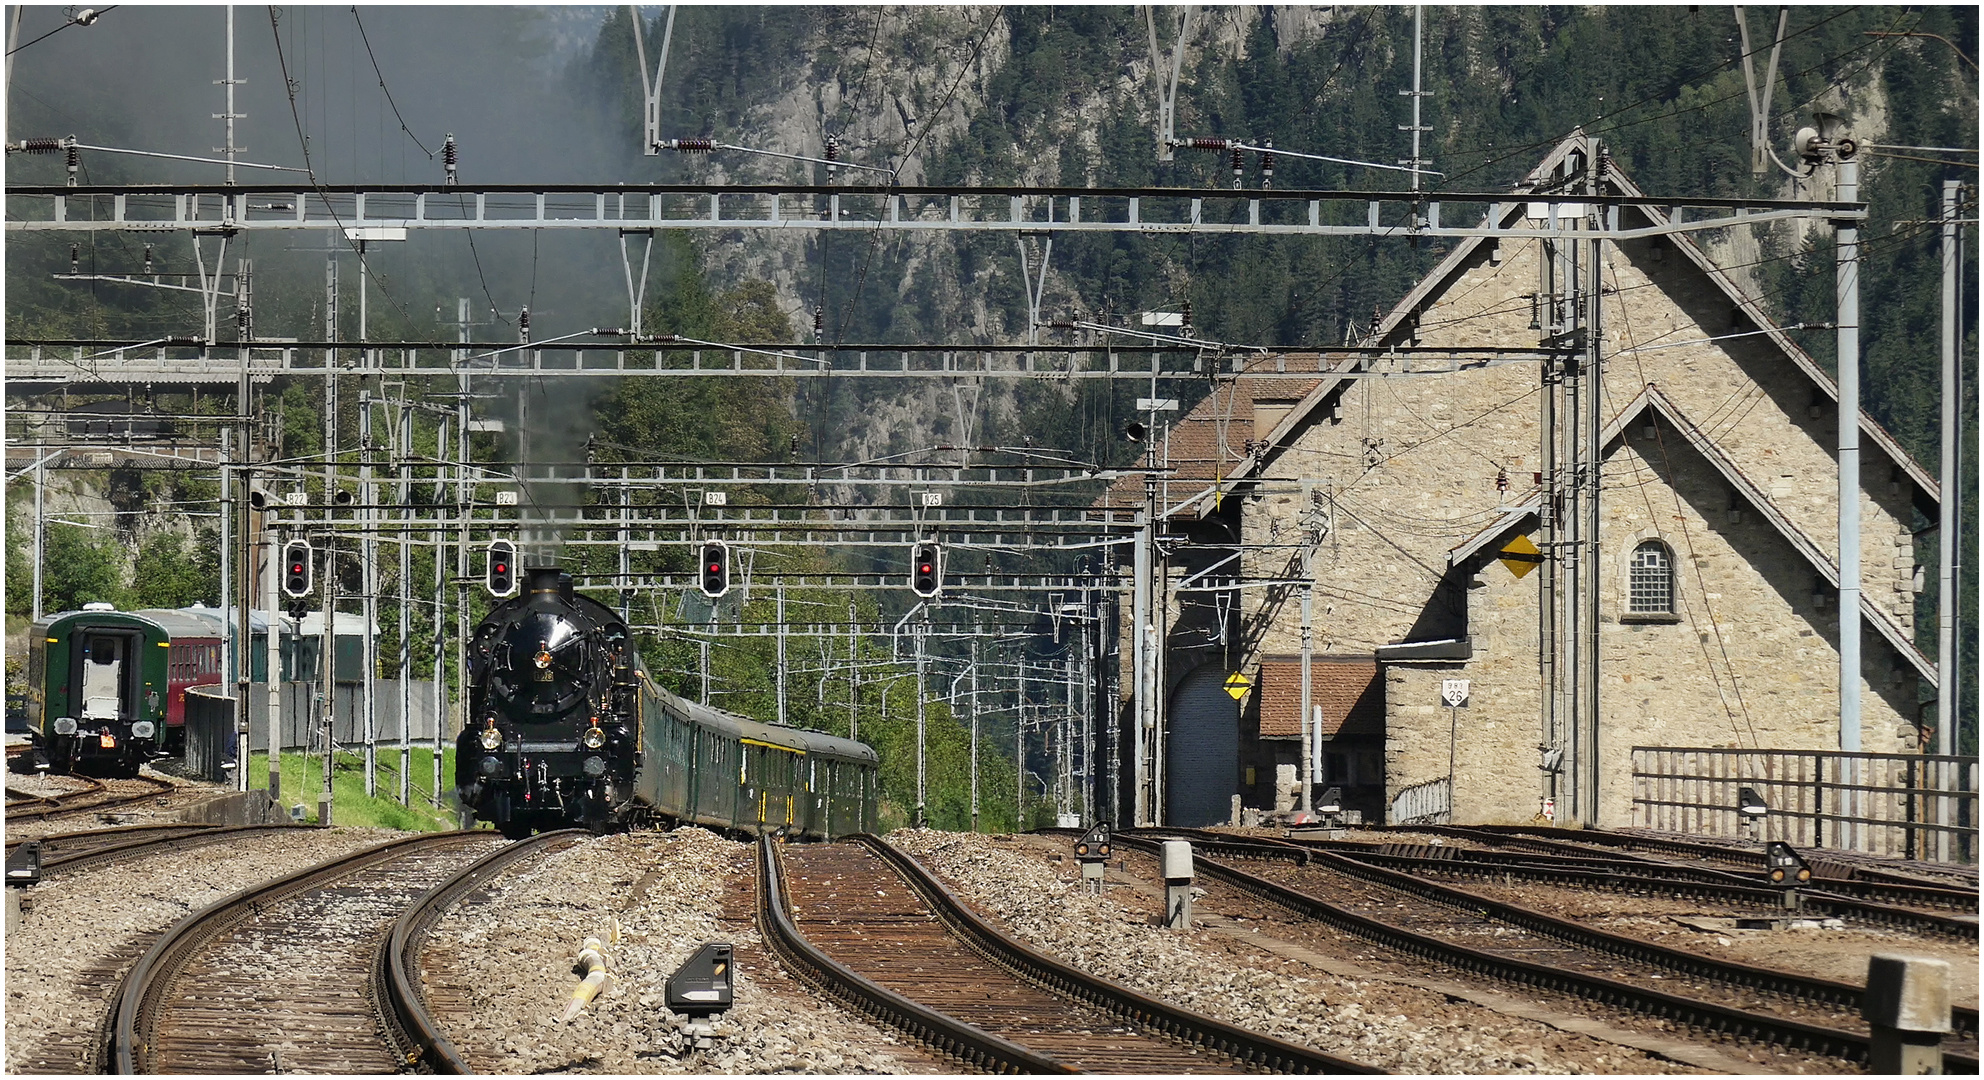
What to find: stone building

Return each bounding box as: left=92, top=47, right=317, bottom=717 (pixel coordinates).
left=1103, top=134, right=1939, bottom=828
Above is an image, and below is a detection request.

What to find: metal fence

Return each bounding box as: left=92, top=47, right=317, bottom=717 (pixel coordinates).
left=1630, top=746, right=1978, bottom=863
left=1389, top=776, right=1451, bottom=826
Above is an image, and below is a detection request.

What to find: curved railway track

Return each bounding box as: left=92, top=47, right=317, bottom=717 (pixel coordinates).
left=378, top=830, right=589, bottom=1073
left=107, top=830, right=505, bottom=1074
left=1110, top=829, right=1976, bottom=1071
left=762, top=835, right=1378, bottom=1074
left=6, top=774, right=178, bottom=823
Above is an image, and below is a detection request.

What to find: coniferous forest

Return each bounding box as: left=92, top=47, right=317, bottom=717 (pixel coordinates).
left=5, top=7, right=1977, bottom=818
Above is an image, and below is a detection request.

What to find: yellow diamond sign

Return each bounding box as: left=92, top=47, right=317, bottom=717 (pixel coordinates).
left=1499, top=534, right=1543, bottom=579
left=1223, top=671, right=1252, bottom=700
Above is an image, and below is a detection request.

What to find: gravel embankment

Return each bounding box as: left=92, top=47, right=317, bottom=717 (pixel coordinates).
left=424, top=827, right=935, bottom=1074
left=888, top=828, right=1699, bottom=1075
left=4, top=826, right=403, bottom=1073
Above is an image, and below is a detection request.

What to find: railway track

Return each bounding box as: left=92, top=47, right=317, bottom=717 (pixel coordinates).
left=9, top=824, right=313, bottom=878
left=1388, top=823, right=1979, bottom=892
left=762, top=835, right=1378, bottom=1074
left=107, top=830, right=505, bottom=1074
left=1111, top=829, right=1976, bottom=1071
left=6, top=774, right=178, bottom=823
left=379, top=830, right=588, bottom=1073
left=1208, top=829, right=1977, bottom=940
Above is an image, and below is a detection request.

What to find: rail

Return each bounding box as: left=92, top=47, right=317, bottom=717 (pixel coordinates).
left=381, top=830, right=589, bottom=1073
left=857, top=834, right=1378, bottom=1073
left=108, top=831, right=489, bottom=1074
left=755, top=836, right=1072, bottom=1075
left=1107, top=828, right=1978, bottom=1069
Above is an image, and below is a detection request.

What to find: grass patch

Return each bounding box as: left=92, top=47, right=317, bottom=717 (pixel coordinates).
left=243, top=747, right=467, bottom=831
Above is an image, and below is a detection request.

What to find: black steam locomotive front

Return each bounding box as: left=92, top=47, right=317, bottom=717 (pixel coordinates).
left=455, top=568, right=639, bottom=837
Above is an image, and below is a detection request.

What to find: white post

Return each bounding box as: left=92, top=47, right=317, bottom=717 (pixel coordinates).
left=361, top=386, right=379, bottom=797
left=397, top=404, right=411, bottom=804
left=1936, top=180, right=1961, bottom=861
left=1300, top=580, right=1313, bottom=813
left=263, top=525, right=281, bottom=800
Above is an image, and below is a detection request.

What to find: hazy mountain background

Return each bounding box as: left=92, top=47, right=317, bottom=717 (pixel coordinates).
left=6, top=6, right=1976, bottom=774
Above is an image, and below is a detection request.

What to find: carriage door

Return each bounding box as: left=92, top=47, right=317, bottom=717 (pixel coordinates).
left=79, top=634, right=132, bottom=723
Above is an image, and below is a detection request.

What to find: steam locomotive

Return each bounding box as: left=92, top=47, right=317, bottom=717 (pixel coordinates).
left=454, top=566, right=878, bottom=839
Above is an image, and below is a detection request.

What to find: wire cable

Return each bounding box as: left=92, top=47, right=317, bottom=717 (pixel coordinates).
left=5, top=6, right=115, bottom=56
left=349, top=6, right=434, bottom=158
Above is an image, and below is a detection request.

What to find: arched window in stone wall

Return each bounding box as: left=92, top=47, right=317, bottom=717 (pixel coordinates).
left=1627, top=539, right=1675, bottom=615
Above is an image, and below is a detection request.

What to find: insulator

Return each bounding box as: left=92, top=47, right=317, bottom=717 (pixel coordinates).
left=812, top=305, right=824, bottom=334
left=70, top=244, right=79, bottom=273
left=518, top=306, right=530, bottom=344
left=443, top=133, right=458, bottom=186
left=1260, top=139, right=1275, bottom=190
left=1230, top=147, right=1244, bottom=188
left=824, top=137, right=840, bottom=163
left=142, top=244, right=153, bottom=274
left=1183, top=137, right=1228, bottom=151
left=17, top=137, right=65, bottom=154
left=65, top=145, right=79, bottom=185
left=1181, top=299, right=1192, bottom=330
left=669, top=138, right=715, bottom=153
left=1495, top=467, right=1508, bottom=492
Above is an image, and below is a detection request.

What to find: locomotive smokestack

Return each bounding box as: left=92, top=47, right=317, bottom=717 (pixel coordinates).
left=525, top=567, right=563, bottom=596
left=558, top=572, right=575, bottom=604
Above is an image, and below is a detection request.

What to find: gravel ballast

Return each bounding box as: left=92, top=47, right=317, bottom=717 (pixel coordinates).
left=4, top=826, right=402, bottom=1074
left=886, top=828, right=1707, bottom=1075
left=424, top=827, right=937, bottom=1074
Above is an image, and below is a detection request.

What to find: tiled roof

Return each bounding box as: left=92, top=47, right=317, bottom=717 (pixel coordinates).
left=1257, top=656, right=1383, bottom=740
left=1100, top=376, right=1324, bottom=513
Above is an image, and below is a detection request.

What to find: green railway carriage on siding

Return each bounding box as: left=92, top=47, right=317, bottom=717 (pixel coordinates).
left=25, top=604, right=178, bottom=776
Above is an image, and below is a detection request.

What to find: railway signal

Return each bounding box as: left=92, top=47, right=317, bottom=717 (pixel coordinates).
left=698, top=540, right=731, bottom=598
left=280, top=539, right=313, bottom=599
left=1765, top=841, right=1811, bottom=886
left=910, top=541, right=942, bottom=597
left=486, top=539, right=517, bottom=597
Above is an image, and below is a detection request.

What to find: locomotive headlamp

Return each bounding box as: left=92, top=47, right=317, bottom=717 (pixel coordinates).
left=480, top=727, right=504, bottom=750
left=535, top=641, right=553, bottom=670
left=582, top=724, right=606, bottom=750
left=53, top=717, right=77, bottom=736
left=583, top=756, right=607, bottom=777
left=131, top=721, right=155, bottom=740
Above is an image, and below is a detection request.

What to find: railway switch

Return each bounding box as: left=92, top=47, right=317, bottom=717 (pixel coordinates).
left=1160, top=839, right=1193, bottom=929
left=1074, top=824, right=1111, bottom=894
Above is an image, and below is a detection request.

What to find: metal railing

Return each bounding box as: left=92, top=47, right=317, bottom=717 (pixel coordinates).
left=1390, top=776, right=1452, bottom=826
left=1631, top=746, right=1978, bottom=863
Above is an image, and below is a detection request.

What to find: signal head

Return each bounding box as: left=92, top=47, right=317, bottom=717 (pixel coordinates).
left=486, top=539, right=518, bottom=597
left=909, top=542, right=942, bottom=597
left=699, top=540, right=731, bottom=598
left=280, top=538, right=313, bottom=599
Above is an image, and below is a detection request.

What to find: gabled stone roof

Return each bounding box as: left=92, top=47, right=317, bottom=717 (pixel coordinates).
left=1443, top=384, right=1936, bottom=686
left=1115, top=132, right=1937, bottom=520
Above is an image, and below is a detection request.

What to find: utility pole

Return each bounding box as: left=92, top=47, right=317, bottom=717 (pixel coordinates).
left=1581, top=136, right=1605, bottom=828
left=1400, top=7, right=1431, bottom=193
left=263, top=519, right=281, bottom=801
left=776, top=584, right=788, bottom=727
left=397, top=401, right=411, bottom=805
left=31, top=447, right=43, bottom=622
left=215, top=6, right=242, bottom=186
left=914, top=618, right=927, bottom=828
left=969, top=635, right=980, bottom=832
left=1834, top=137, right=1863, bottom=850
left=219, top=428, right=236, bottom=789
left=848, top=598, right=859, bottom=740
left=432, top=412, right=450, bottom=808
left=1299, top=576, right=1314, bottom=813
left=320, top=543, right=335, bottom=825
left=360, top=383, right=379, bottom=797
left=236, top=460, right=253, bottom=794
left=1937, top=178, right=1961, bottom=860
